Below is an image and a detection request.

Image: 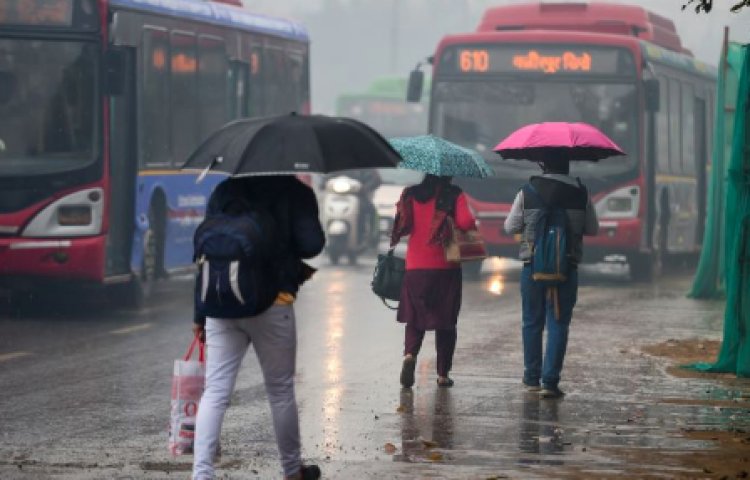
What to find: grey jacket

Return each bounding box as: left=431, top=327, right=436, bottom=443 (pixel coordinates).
left=504, top=174, right=599, bottom=264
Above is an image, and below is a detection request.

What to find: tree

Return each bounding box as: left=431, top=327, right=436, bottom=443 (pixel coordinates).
left=682, top=0, right=750, bottom=13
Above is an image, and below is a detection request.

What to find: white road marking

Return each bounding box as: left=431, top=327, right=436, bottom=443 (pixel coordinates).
left=0, top=352, right=33, bottom=362
left=110, top=323, right=153, bottom=335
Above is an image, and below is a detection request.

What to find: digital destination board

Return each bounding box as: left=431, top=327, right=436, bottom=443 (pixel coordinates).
left=442, top=45, right=635, bottom=77
left=0, top=0, right=100, bottom=29
left=0, top=0, right=75, bottom=26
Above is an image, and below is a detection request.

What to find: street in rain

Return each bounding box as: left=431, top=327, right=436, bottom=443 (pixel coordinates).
left=1, top=260, right=748, bottom=479
left=1, top=1, right=750, bottom=480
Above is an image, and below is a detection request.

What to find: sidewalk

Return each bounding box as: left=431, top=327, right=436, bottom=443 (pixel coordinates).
left=305, top=265, right=750, bottom=479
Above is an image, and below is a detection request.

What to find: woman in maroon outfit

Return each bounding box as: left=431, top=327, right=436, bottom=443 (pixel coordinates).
left=391, top=174, right=476, bottom=388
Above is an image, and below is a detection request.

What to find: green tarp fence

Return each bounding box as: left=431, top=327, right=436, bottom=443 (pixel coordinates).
left=689, top=42, right=750, bottom=377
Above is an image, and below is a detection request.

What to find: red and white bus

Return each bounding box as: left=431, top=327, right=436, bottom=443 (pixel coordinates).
left=0, top=0, right=310, bottom=304
left=407, top=2, right=716, bottom=280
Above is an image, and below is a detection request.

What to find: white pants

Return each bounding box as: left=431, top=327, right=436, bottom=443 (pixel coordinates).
left=192, top=305, right=301, bottom=479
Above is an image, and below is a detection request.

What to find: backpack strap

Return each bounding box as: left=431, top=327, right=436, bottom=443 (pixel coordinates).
left=522, top=182, right=546, bottom=208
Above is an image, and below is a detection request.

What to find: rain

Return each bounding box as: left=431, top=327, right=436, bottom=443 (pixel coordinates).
left=1, top=1, right=749, bottom=479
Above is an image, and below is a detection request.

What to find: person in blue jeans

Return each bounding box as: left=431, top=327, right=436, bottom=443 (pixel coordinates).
left=504, top=158, right=599, bottom=398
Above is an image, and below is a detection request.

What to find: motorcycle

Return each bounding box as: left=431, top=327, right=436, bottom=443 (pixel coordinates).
left=321, top=175, right=379, bottom=265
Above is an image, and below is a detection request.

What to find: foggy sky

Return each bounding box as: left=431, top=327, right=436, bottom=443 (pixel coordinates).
left=244, top=0, right=750, bottom=114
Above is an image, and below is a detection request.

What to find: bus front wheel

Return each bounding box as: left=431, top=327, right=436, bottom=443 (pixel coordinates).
left=115, top=204, right=164, bottom=308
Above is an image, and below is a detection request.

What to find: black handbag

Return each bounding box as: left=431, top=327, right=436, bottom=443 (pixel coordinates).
left=371, top=248, right=406, bottom=309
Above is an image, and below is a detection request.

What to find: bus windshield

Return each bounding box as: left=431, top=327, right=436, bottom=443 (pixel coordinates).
left=0, top=38, right=98, bottom=176
left=432, top=79, right=638, bottom=181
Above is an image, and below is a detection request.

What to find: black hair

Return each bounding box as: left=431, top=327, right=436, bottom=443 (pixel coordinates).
left=411, top=174, right=452, bottom=202
left=539, top=160, right=570, bottom=175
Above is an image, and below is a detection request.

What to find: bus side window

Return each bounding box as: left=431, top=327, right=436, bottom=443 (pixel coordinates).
left=286, top=50, right=305, bottom=114
left=247, top=44, right=264, bottom=117
left=668, top=77, right=681, bottom=175
left=656, top=75, right=669, bottom=174
left=301, top=52, right=310, bottom=113
left=198, top=36, right=228, bottom=141
left=681, top=83, right=695, bottom=176
left=141, top=28, right=171, bottom=167
left=264, top=44, right=285, bottom=115
left=170, top=31, right=198, bottom=166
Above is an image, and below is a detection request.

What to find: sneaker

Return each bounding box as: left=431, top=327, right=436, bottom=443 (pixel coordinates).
left=522, top=380, right=541, bottom=392
left=400, top=356, right=416, bottom=388
left=540, top=386, right=565, bottom=399
left=301, top=465, right=321, bottom=480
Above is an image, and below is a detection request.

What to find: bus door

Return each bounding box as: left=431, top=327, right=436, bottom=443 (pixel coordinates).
left=694, top=97, right=708, bottom=247
left=106, top=47, right=138, bottom=277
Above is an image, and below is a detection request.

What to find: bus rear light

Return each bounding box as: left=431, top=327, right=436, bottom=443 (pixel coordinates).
left=595, top=186, right=640, bottom=219
left=22, top=188, right=104, bottom=238
left=57, top=206, right=93, bottom=226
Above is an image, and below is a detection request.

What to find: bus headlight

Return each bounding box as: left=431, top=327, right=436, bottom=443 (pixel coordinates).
left=332, top=178, right=353, bottom=193
left=326, top=176, right=361, bottom=194
left=22, top=188, right=104, bottom=237
left=595, top=186, right=640, bottom=219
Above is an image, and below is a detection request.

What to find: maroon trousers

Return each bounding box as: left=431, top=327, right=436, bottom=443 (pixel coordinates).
left=404, top=323, right=457, bottom=377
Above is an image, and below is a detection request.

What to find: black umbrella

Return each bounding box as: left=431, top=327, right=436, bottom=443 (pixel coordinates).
left=181, top=113, right=402, bottom=179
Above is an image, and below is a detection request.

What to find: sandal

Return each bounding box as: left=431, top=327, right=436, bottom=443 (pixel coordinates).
left=437, top=377, right=454, bottom=387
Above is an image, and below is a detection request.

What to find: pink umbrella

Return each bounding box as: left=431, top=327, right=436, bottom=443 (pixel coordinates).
left=493, top=122, right=625, bottom=162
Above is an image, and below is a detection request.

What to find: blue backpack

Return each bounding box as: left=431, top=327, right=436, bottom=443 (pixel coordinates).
left=522, top=183, right=571, bottom=285
left=193, top=198, right=279, bottom=318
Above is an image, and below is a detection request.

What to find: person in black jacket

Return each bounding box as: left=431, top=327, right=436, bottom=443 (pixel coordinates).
left=192, top=175, right=325, bottom=480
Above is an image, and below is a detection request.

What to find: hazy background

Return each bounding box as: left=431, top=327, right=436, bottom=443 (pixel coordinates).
left=242, top=0, right=750, bottom=114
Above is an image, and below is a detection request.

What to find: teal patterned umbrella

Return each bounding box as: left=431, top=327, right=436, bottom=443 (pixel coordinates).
left=389, top=135, right=494, bottom=178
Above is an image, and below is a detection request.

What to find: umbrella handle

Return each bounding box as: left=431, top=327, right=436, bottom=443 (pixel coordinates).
left=196, top=156, right=223, bottom=184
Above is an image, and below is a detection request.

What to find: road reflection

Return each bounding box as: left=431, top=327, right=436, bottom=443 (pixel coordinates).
left=487, top=275, right=505, bottom=296
left=396, top=388, right=455, bottom=463
left=322, top=273, right=345, bottom=456
left=518, top=394, right=564, bottom=466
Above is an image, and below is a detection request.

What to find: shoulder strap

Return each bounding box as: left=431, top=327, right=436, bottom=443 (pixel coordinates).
left=522, top=182, right=546, bottom=207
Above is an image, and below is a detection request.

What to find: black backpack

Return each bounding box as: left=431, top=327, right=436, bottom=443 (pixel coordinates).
left=193, top=197, right=279, bottom=318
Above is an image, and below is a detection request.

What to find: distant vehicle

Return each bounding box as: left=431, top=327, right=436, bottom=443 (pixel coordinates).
left=0, top=0, right=310, bottom=305
left=372, top=169, right=424, bottom=236
left=336, top=75, right=429, bottom=139
left=320, top=175, right=379, bottom=265
left=407, top=2, right=717, bottom=280
left=336, top=76, right=429, bottom=235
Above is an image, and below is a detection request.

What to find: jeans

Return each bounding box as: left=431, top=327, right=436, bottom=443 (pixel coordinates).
left=193, top=305, right=301, bottom=479
left=520, top=265, right=578, bottom=389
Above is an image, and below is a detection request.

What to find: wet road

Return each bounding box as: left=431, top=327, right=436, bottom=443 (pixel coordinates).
left=1, top=253, right=748, bottom=479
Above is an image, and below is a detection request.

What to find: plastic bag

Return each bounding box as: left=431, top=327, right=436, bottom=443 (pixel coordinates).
left=169, top=334, right=205, bottom=456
